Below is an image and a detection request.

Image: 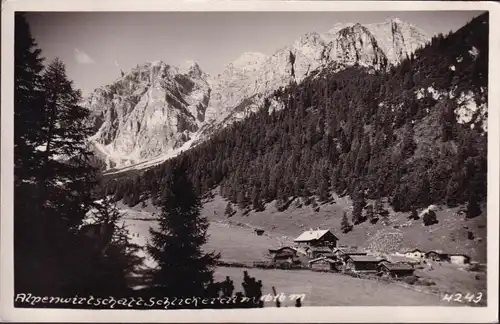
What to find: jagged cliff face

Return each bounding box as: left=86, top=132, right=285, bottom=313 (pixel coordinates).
left=86, top=18, right=430, bottom=171
left=367, top=18, right=429, bottom=63
left=204, top=52, right=269, bottom=124
left=327, top=23, right=388, bottom=69
left=86, top=60, right=210, bottom=168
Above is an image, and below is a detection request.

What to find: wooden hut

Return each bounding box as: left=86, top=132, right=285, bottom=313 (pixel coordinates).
left=378, top=262, right=415, bottom=278
left=255, top=229, right=265, bottom=236
left=344, top=255, right=385, bottom=272
left=269, top=247, right=298, bottom=264
left=449, top=254, right=471, bottom=265
left=425, top=250, right=450, bottom=262
left=308, top=256, right=338, bottom=271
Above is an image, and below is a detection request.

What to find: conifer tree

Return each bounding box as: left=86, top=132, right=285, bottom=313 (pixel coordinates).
left=341, top=212, right=353, bottom=233
left=237, top=191, right=248, bottom=210
left=351, top=189, right=366, bottom=225
left=14, top=13, right=47, bottom=295
left=15, top=39, right=102, bottom=295
left=423, top=210, right=438, bottom=226
left=466, top=192, right=481, bottom=219
left=408, top=207, right=420, bottom=220
left=14, top=13, right=45, bottom=181
left=224, top=201, right=235, bottom=217
left=78, top=196, right=143, bottom=296
left=251, top=185, right=263, bottom=211
left=147, top=163, right=220, bottom=297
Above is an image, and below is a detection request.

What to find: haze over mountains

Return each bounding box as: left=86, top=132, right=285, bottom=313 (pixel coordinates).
left=85, top=18, right=430, bottom=171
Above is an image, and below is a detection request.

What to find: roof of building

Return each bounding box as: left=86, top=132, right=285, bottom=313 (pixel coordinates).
left=294, top=229, right=337, bottom=242
left=338, top=251, right=368, bottom=256
left=317, top=252, right=335, bottom=258
left=425, top=250, right=448, bottom=256
left=449, top=253, right=470, bottom=258
left=307, top=246, right=333, bottom=253
left=347, top=255, right=383, bottom=263
left=333, top=247, right=360, bottom=253
left=379, top=262, right=414, bottom=271
left=405, top=248, right=424, bottom=253
left=387, top=255, right=420, bottom=264
left=269, top=246, right=297, bottom=254
left=308, top=256, right=336, bottom=264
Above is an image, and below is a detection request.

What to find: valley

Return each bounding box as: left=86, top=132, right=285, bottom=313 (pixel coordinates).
left=118, top=191, right=487, bottom=306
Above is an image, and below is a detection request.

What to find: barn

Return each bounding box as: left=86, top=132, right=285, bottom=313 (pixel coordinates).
left=404, top=248, right=426, bottom=260
left=387, top=255, right=421, bottom=265
left=254, top=229, right=265, bottom=236
left=308, top=256, right=338, bottom=271
left=333, top=248, right=368, bottom=262
left=305, top=246, right=333, bottom=259
left=269, top=247, right=298, bottom=264
left=425, top=250, right=450, bottom=262
left=449, top=254, right=471, bottom=265
left=378, top=262, right=415, bottom=278
left=294, top=229, right=338, bottom=248
left=345, top=255, right=385, bottom=272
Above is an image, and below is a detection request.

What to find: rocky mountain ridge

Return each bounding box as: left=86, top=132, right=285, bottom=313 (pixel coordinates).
left=85, top=18, right=431, bottom=171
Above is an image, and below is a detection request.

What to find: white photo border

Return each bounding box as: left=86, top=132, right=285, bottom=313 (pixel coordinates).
left=1, top=0, right=499, bottom=322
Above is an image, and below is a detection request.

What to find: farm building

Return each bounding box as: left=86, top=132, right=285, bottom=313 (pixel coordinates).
left=404, top=249, right=426, bottom=259
left=254, top=229, right=265, bottom=236
left=425, top=250, right=450, bottom=262
left=268, top=247, right=298, bottom=263
left=305, top=246, right=333, bottom=259
left=333, top=248, right=368, bottom=262
left=449, top=254, right=471, bottom=265
left=378, top=262, right=415, bottom=278
left=294, top=229, right=338, bottom=248
left=386, top=255, right=421, bottom=265
left=308, top=256, right=338, bottom=271
left=344, top=255, right=385, bottom=272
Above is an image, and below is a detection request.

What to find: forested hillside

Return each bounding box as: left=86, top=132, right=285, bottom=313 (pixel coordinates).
left=103, top=13, right=488, bottom=219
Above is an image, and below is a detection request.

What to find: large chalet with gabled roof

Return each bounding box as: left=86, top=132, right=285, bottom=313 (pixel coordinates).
left=294, top=228, right=338, bottom=249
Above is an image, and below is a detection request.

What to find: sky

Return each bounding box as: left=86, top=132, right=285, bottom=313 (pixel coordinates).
left=25, top=11, right=485, bottom=96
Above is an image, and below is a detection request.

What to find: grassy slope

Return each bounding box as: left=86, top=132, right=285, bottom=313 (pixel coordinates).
left=118, top=194, right=487, bottom=306
left=213, top=267, right=459, bottom=307
left=117, top=200, right=286, bottom=267
left=202, top=192, right=487, bottom=262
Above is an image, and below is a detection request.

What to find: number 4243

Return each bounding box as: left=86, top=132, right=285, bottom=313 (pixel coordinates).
left=442, top=292, right=483, bottom=304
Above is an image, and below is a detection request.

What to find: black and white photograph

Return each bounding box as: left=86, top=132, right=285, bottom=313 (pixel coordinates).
left=1, top=0, right=499, bottom=322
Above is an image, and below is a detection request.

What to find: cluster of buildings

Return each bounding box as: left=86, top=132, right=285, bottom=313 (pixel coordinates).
left=267, top=228, right=471, bottom=279
left=394, top=248, right=471, bottom=265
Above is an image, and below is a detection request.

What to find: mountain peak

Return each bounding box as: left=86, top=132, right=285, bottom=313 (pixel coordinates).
left=297, top=31, right=323, bottom=44
left=179, top=59, right=203, bottom=75
left=389, top=17, right=404, bottom=24
left=232, top=52, right=268, bottom=66
left=88, top=16, right=434, bottom=172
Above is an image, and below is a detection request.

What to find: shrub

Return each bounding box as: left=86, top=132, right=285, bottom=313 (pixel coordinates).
left=417, top=278, right=436, bottom=286
left=423, top=210, right=438, bottom=226
left=402, top=275, right=418, bottom=285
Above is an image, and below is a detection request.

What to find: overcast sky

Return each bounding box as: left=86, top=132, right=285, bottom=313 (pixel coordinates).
left=25, top=11, right=485, bottom=96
